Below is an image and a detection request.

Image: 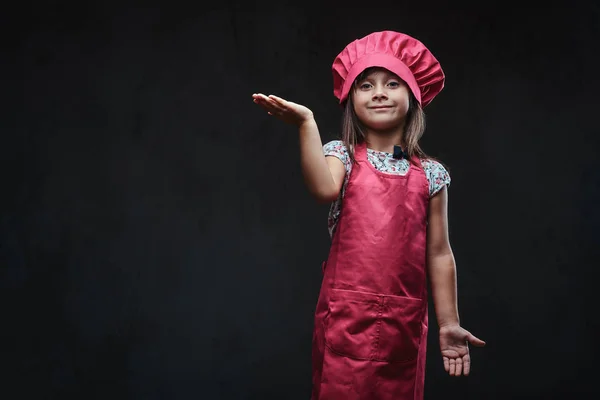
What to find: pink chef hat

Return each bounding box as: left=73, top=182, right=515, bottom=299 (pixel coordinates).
left=332, top=30, right=445, bottom=107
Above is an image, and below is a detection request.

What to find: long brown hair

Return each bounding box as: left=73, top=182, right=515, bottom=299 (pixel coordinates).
left=340, top=68, right=432, bottom=166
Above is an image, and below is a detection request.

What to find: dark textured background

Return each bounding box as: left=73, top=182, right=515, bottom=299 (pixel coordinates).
left=2, top=0, right=599, bottom=399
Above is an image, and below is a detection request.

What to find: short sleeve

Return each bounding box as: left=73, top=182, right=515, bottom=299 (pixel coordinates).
left=422, top=159, right=451, bottom=197
left=323, top=140, right=351, bottom=174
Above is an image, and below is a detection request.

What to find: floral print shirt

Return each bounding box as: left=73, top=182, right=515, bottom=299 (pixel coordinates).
left=323, top=140, right=451, bottom=238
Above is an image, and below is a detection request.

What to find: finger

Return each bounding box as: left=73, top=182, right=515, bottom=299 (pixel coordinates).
left=254, top=97, right=284, bottom=115
left=467, top=333, right=486, bottom=347
left=443, top=357, right=449, bottom=372
left=268, top=94, right=287, bottom=104
left=259, top=96, right=285, bottom=112
left=266, top=97, right=288, bottom=113
left=455, top=357, right=463, bottom=376
left=448, top=359, right=455, bottom=376
left=253, top=98, right=273, bottom=110
left=252, top=94, right=269, bottom=106
left=252, top=93, right=269, bottom=101
left=463, top=355, right=471, bottom=376
left=253, top=93, right=277, bottom=106
left=255, top=101, right=277, bottom=114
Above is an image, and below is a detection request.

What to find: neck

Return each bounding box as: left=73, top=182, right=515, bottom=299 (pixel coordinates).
left=364, top=127, right=405, bottom=153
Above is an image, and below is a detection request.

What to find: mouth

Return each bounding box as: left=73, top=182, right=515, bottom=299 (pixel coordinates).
left=370, top=106, right=393, bottom=110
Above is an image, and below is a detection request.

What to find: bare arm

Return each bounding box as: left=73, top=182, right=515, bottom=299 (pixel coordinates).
left=252, top=93, right=345, bottom=203
left=427, top=185, right=485, bottom=377
left=426, top=186, right=460, bottom=328
left=298, top=118, right=345, bottom=203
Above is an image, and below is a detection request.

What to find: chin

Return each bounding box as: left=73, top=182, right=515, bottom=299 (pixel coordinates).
left=366, top=125, right=400, bottom=134
left=366, top=120, right=403, bottom=131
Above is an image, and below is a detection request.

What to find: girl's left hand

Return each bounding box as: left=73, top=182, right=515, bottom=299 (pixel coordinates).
left=438, top=324, right=486, bottom=376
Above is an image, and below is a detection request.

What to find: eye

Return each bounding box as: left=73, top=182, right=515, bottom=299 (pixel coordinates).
left=388, top=81, right=400, bottom=88
left=359, top=82, right=373, bottom=90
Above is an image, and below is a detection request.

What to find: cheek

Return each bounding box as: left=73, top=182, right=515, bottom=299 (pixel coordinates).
left=353, top=106, right=366, bottom=123
left=352, top=91, right=368, bottom=106
left=400, top=99, right=410, bottom=113
left=394, top=92, right=410, bottom=112
left=354, top=104, right=371, bottom=122
left=352, top=96, right=369, bottom=115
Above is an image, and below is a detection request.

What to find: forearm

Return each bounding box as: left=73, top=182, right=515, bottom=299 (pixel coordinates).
left=427, top=252, right=460, bottom=328
left=298, top=118, right=337, bottom=202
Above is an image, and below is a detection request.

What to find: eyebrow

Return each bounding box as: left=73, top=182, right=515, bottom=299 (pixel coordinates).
left=361, top=73, right=400, bottom=81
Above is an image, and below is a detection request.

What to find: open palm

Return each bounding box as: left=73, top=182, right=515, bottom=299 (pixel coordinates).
left=252, top=93, right=313, bottom=127
left=439, top=324, right=485, bottom=376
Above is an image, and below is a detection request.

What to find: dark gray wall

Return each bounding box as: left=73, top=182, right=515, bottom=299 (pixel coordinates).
left=2, top=1, right=598, bottom=399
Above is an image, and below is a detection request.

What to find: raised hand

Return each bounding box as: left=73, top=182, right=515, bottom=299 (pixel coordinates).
left=438, top=324, right=486, bottom=376
left=252, top=93, right=314, bottom=127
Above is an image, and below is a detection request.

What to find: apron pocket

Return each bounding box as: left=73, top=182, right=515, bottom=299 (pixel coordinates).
left=324, top=288, right=423, bottom=363
left=376, top=293, right=423, bottom=363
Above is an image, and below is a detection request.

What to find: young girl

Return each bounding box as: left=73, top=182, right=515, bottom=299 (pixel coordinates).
left=252, top=30, right=485, bottom=400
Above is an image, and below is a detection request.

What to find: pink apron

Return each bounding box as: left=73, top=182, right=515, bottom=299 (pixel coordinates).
left=311, top=142, right=430, bottom=400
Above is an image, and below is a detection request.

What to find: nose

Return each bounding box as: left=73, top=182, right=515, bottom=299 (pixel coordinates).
left=372, top=84, right=388, bottom=101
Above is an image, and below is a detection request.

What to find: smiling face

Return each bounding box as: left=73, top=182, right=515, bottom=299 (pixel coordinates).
left=351, top=67, right=411, bottom=133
